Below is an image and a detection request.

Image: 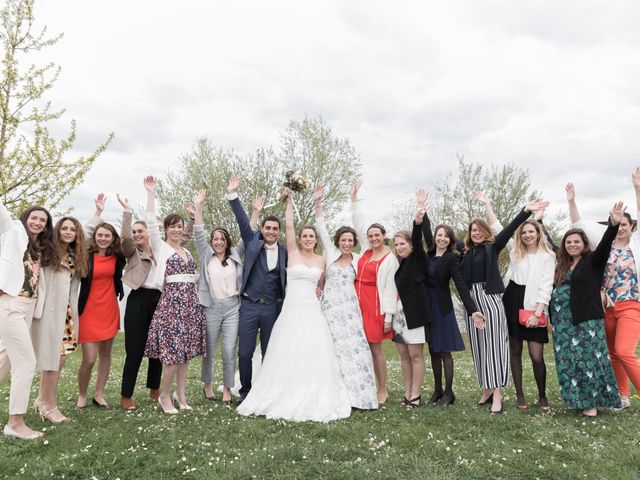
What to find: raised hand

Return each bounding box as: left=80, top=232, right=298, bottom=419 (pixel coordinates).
left=183, top=201, right=195, bottom=217
left=144, top=176, right=156, bottom=192
left=313, top=186, right=324, bottom=203
left=565, top=183, right=575, bottom=202
left=474, top=191, right=490, bottom=205
left=416, top=188, right=428, bottom=210
left=524, top=198, right=550, bottom=213
left=632, top=167, right=640, bottom=190
left=350, top=180, right=362, bottom=202
left=532, top=207, right=545, bottom=222
left=252, top=195, right=264, bottom=212
left=194, top=190, right=206, bottom=207
left=227, top=175, right=240, bottom=194
left=116, top=193, right=129, bottom=210
left=95, top=193, right=107, bottom=213
left=609, top=201, right=626, bottom=225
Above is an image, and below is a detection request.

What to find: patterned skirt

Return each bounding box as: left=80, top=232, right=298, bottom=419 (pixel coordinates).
left=61, top=306, right=78, bottom=355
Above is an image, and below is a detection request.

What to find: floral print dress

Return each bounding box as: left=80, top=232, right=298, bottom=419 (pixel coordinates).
left=322, top=262, right=378, bottom=410
left=145, top=251, right=206, bottom=365
left=550, top=272, right=621, bottom=409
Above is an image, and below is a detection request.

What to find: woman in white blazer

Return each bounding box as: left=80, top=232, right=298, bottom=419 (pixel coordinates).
left=31, top=216, right=90, bottom=423
left=0, top=201, right=55, bottom=439
left=351, top=181, right=399, bottom=405
left=314, top=186, right=378, bottom=410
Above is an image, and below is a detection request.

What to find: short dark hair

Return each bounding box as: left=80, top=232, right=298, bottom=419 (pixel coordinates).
left=163, top=214, right=184, bottom=231
left=333, top=226, right=358, bottom=248
left=261, top=216, right=281, bottom=228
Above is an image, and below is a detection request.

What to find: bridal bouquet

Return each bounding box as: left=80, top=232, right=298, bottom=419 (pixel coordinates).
left=283, top=169, right=309, bottom=194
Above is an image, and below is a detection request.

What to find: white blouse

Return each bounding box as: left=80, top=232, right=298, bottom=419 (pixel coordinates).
left=207, top=256, right=238, bottom=299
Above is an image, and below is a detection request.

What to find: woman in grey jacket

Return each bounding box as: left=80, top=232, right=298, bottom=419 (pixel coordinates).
left=194, top=189, right=244, bottom=405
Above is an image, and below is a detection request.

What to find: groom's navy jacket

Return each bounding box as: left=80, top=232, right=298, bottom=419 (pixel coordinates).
left=229, top=196, right=287, bottom=303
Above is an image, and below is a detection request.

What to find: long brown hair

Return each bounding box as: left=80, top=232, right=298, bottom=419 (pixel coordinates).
left=433, top=224, right=459, bottom=254
left=54, top=217, right=89, bottom=277
left=209, top=227, right=233, bottom=266
left=512, top=220, right=554, bottom=260
left=89, top=222, right=122, bottom=256
left=20, top=205, right=56, bottom=265
left=554, top=228, right=591, bottom=285
left=464, top=218, right=495, bottom=252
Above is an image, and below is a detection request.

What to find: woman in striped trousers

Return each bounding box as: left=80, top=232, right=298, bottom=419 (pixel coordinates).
left=461, top=198, right=547, bottom=415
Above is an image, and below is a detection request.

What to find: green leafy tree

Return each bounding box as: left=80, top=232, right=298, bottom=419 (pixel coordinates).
left=157, top=117, right=362, bottom=242
left=0, top=0, right=113, bottom=215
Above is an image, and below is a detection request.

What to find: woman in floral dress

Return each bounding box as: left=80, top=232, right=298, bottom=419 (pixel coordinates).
left=143, top=176, right=206, bottom=414
left=550, top=201, right=624, bottom=417
left=314, top=187, right=377, bottom=410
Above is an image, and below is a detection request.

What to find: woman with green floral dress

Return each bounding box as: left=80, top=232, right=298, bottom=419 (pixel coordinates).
left=550, top=201, right=624, bottom=417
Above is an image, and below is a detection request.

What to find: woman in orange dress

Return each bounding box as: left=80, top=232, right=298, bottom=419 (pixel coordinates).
left=351, top=182, right=399, bottom=404
left=76, top=195, right=125, bottom=408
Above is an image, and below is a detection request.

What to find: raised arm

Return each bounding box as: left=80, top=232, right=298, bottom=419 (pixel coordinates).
left=227, top=176, right=255, bottom=244
left=144, top=176, right=164, bottom=255
left=632, top=167, right=640, bottom=212
left=193, top=189, right=211, bottom=262
left=313, top=186, right=332, bottom=251
left=350, top=180, right=368, bottom=244
left=474, top=191, right=498, bottom=226
left=84, top=193, right=105, bottom=240
left=250, top=196, right=263, bottom=230
left=284, top=189, right=297, bottom=253
left=412, top=188, right=428, bottom=261
left=591, top=202, right=623, bottom=270
left=117, top=193, right=136, bottom=259
left=494, top=199, right=548, bottom=252
left=181, top=201, right=195, bottom=245
left=565, top=183, right=580, bottom=224
left=0, top=198, right=15, bottom=235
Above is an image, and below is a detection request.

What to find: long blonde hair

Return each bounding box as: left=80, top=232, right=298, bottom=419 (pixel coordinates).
left=512, top=220, right=554, bottom=260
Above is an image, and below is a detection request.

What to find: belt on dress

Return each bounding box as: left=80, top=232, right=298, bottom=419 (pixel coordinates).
left=165, top=274, right=197, bottom=283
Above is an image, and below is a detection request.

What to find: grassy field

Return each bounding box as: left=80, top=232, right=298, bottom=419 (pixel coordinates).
left=0, top=335, right=638, bottom=480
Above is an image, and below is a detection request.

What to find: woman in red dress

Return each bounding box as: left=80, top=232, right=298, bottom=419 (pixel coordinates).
left=352, top=182, right=399, bottom=404
left=76, top=195, right=125, bottom=408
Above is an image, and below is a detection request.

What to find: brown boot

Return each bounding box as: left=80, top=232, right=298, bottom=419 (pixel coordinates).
left=149, top=389, right=160, bottom=401
left=120, top=397, right=137, bottom=411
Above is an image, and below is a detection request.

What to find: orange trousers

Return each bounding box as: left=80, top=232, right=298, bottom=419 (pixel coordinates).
left=605, top=300, right=640, bottom=397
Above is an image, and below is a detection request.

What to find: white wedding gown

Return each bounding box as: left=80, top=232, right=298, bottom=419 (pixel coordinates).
left=237, top=264, right=352, bottom=422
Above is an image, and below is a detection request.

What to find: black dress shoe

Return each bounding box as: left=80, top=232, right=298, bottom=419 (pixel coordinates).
left=476, top=393, right=494, bottom=406
left=203, top=387, right=217, bottom=401
left=428, top=390, right=443, bottom=404
left=437, top=392, right=456, bottom=406
left=237, top=395, right=246, bottom=406
left=92, top=398, right=108, bottom=408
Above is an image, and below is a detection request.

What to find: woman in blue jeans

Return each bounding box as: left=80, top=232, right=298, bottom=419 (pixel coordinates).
left=194, top=189, right=244, bottom=405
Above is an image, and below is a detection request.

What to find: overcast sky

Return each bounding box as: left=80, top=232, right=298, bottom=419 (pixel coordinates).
left=30, top=0, right=639, bottom=227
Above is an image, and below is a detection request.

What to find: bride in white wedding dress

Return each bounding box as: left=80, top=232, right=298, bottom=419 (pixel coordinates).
left=237, top=190, right=351, bottom=422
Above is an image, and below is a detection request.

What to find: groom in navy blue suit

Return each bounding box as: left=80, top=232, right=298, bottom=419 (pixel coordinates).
left=227, top=176, right=287, bottom=403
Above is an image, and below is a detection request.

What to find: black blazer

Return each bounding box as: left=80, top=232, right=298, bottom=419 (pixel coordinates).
left=421, top=215, right=479, bottom=315
left=462, top=208, right=532, bottom=294
left=394, top=222, right=434, bottom=332
left=78, top=251, right=125, bottom=316
left=564, top=222, right=619, bottom=325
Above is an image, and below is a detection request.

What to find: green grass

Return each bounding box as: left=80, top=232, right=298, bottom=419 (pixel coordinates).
left=1, top=336, right=639, bottom=480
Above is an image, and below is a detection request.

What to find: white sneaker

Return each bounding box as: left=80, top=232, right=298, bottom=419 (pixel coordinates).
left=615, top=396, right=631, bottom=410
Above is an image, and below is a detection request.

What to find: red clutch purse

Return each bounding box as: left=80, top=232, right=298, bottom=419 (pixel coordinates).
left=518, top=309, right=547, bottom=327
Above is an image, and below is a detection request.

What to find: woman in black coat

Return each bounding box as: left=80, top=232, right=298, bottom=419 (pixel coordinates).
left=419, top=189, right=484, bottom=406
left=392, top=194, right=433, bottom=408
